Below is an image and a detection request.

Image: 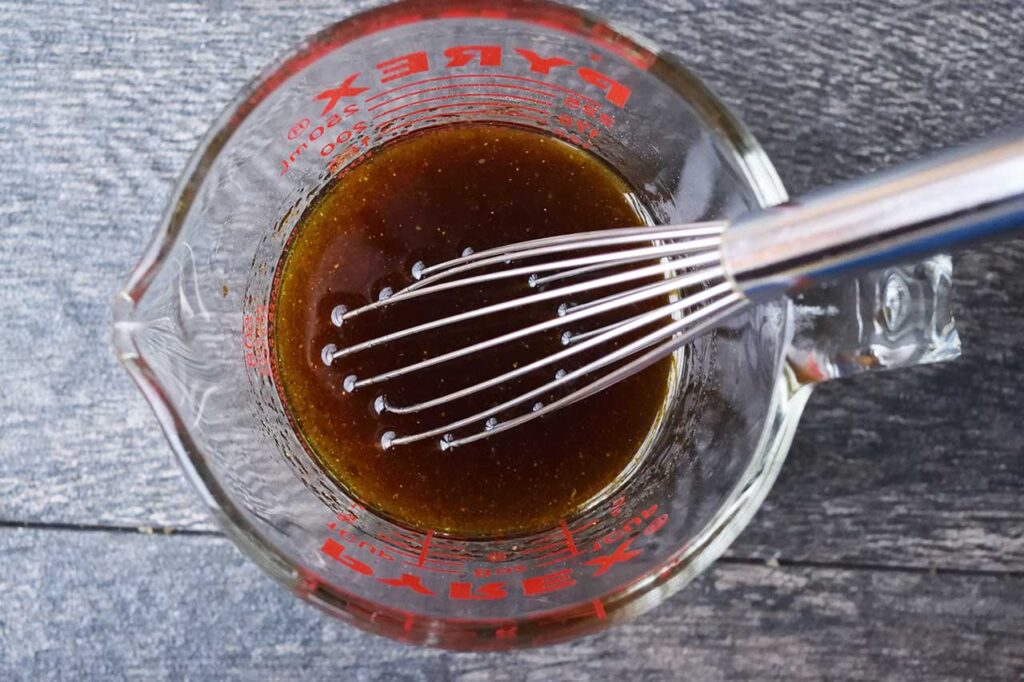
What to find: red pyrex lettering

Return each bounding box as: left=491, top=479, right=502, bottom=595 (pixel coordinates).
left=319, top=506, right=667, bottom=602
left=312, top=45, right=632, bottom=115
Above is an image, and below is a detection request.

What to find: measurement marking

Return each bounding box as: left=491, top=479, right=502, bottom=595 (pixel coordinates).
left=418, top=552, right=467, bottom=563
left=417, top=530, right=434, bottom=567
left=368, top=82, right=557, bottom=110
left=393, top=548, right=461, bottom=561
left=376, top=101, right=549, bottom=127
left=419, top=548, right=468, bottom=561
left=381, top=528, right=418, bottom=540
left=535, top=552, right=575, bottom=569
left=377, top=113, right=548, bottom=134
left=559, top=519, right=580, bottom=557
left=377, top=532, right=422, bottom=548
left=573, top=517, right=600, bottom=532
left=592, top=598, right=607, bottom=619
left=372, top=93, right=553, bottom=119
left=401, top=562, right=462, bottom=575
left=377, top=107, right=549, bottom=133
left=518, top=541, right=565, bottom=556
left=379, top=537, right=465, bottom=564
left=365, top=72, right=601, bottom=104
left=380, top=547, right=419, bottom=561
left=375, top=538, right=417, bottom=550
left=396, top=552, right=464, bottom=565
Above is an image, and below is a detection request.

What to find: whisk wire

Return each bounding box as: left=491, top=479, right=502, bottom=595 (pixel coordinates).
left=391, top=293, right=745, bottom=449
left=415, top=222, right=727, bottom=281
left=327, top=130, right=1024, bottom=449
left=351, top=265, right=725, bottom=387
left=382, top=281, right=734, bottom=416
left=341, top=235, right=722, bottom=321
left=330, top=253, right=722, bottom=363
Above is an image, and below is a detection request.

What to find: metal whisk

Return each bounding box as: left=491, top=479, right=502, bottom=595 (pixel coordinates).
left=323, top=130, right=1024, bottom=450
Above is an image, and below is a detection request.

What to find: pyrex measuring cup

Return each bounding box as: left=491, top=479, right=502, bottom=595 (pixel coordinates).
left=112, top=0, right=960, bottom=649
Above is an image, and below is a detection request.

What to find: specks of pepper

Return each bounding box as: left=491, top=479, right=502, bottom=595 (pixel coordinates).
left=270, top=124, right=670, bottom=538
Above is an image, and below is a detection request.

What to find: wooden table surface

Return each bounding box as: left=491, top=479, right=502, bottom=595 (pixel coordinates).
left=1, top=0, right=1022, bottom=679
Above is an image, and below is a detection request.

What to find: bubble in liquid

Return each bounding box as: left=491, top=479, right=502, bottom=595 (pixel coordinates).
left=380, top=431, right=396, bottom=450
left=484, top=417, right=498, bottom=431
left=373, top=395, right=388, bottom=414
left=555, top=369, right=567, bottom=380
left=528, top=273, right=539, bottom=288
left=462, top=246, right=475, bottom=257
left=560, top=331, right=572, bottom=346
left=378, top=286, right=394, bottom=302
left=557, top=303, right=569, bottom=317
left=321, top=344, right=337, bottom=366
left=411, top=261, right=426, bottom=280
left=532, top=402, right=544, bottom=412
left=342, top=375, right=358, bottom=393
left=439, top=433, right=455, bottom=452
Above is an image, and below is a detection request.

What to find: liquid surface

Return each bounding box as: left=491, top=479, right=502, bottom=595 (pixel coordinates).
left=272, top=124, right=670, bottom=537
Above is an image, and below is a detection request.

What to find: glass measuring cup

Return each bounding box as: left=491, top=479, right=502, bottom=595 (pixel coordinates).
left=112, top=0, right=960, bottom=650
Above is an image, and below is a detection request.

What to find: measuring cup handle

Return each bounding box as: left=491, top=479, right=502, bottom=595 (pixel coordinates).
left=785, top=254, right=960, bottom=384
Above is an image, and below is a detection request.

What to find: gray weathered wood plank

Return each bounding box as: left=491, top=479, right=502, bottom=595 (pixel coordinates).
left=2, top=1, right=1024, bottom=676
left=0, top=528, right=1020, bottom=680
left=0, top=0, right=1022, bottom=587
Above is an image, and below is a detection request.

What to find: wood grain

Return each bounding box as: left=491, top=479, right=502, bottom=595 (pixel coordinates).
left=0, top=528, right=1020, bottom=680
left=3, top=0, right=1020, bottom=567
left=1, top=0, right=1023, bottom=677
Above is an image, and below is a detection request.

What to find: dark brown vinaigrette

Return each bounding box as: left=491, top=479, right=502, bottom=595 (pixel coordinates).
left=271, top=124, right=671, bottom=537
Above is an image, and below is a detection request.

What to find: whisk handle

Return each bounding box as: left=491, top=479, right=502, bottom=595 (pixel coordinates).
left=722, top=128, right=1024, bottom=302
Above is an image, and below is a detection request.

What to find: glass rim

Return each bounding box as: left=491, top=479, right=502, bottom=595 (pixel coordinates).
left=112, top=0, right=796, bottom=649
